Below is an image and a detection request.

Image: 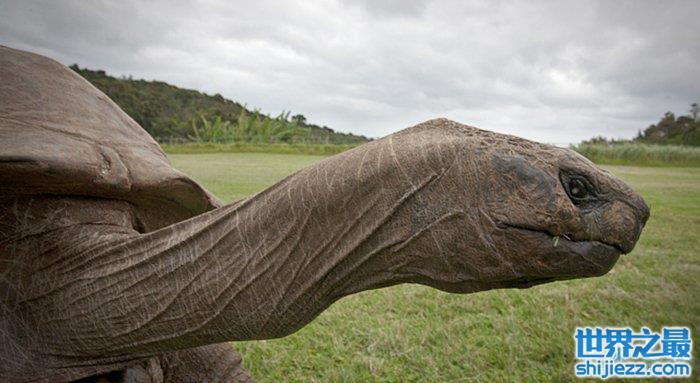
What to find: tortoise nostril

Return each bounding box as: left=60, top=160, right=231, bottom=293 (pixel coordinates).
left=599, top=199, right=647, bottom=254
left=621, top=214, right=647, bottom=254
left=640, top=201, right=651, bottom=225
left=630, top=194, right=651, bottom=226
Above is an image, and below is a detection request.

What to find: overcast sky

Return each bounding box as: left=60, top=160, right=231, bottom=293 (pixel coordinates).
left=1, top=0, right=698, bottom=144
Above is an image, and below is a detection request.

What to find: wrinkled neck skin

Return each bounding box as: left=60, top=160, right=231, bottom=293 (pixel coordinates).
left=3, top=127, right=493, bottom=372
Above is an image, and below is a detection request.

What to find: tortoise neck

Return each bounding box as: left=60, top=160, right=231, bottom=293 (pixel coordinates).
left=17, top=141, right=459, bottom=357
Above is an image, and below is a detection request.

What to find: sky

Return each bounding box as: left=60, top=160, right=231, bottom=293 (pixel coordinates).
left=0, top=0, right=698, bottom=144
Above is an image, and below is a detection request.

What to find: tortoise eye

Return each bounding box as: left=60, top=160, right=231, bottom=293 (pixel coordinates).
left=560, top=171, right=597, bottom=205
left=568, top=178, right=587, bottom=199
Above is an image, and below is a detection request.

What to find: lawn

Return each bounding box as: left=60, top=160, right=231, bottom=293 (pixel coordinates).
left=169, top=153, right=699, bottom=382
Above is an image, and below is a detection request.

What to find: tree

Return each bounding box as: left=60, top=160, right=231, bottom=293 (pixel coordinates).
left=635, top=107, right=700, bottom=146
left=291, top=114, right=307, bottom=125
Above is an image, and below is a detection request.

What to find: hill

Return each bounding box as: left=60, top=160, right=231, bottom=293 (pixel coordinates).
left=69, top=65, right=369, bottom=145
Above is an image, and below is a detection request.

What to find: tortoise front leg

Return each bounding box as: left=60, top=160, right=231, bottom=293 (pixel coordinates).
left=160, top=344, right=254, bottom=383
left=73, top=344, right=253, bottom=383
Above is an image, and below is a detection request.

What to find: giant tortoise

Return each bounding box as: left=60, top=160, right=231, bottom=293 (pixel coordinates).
left=0, top=45, right=649, bottom=382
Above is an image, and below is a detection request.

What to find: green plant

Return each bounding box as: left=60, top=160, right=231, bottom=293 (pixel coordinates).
left=190, top=115, right=237, bottom=143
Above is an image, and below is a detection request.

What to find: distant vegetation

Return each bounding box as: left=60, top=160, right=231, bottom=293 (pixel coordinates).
left=580, top=104, right=700, bottom=147
left=574, top=143, right=700, bottom=167
left=635, top=104, right=700, bottom=146
left=573, top=104, right=700, bottom=166
left=70, top=65, right=369, bottom=145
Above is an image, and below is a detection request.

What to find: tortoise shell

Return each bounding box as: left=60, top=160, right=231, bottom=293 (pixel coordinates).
left=0, top=45, right=220, bottom=231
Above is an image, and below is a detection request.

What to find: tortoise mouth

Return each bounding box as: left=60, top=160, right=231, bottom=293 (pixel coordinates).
left=496, top=222, right=622, bottom=281
left=498, top=222, right=626, bottom=254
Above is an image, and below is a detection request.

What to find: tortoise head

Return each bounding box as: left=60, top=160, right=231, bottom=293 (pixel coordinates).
left=482, top=143, right=650, bottom=288
left=389, top=120, right=650, bottom=292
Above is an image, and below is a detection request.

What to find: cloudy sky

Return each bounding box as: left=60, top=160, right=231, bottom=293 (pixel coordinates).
left=1, top=0, right=698, bottom=144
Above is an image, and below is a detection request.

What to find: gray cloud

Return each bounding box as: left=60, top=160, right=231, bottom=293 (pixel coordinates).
left=1, top=0, right=698, bottom=144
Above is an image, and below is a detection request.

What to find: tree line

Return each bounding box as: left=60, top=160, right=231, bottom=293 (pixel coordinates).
left=70, top=65, right=370, bottom=145
left=583, top=103, right=700, bottom=146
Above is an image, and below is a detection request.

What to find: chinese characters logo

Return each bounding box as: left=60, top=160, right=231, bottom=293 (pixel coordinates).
left=574, top=327, right=692, bottom=379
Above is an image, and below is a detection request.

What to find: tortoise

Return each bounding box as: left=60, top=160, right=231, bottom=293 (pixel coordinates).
left=0, top=45, right=649, bottom=382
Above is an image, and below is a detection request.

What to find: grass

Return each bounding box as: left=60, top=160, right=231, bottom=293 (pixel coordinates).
left=169, top=153, right=700, bottom=382
left=169, top=152, right=324, bottom=201
left=573, top=143, right=700, bottom=167
left=162, top=142, right=361, bottom=157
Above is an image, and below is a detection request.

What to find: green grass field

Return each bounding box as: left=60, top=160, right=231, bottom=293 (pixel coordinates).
left=170, top=153, right=699, bottom=382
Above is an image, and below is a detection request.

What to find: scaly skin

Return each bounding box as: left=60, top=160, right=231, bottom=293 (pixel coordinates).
left=1, top=119, right=648, bottom=382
